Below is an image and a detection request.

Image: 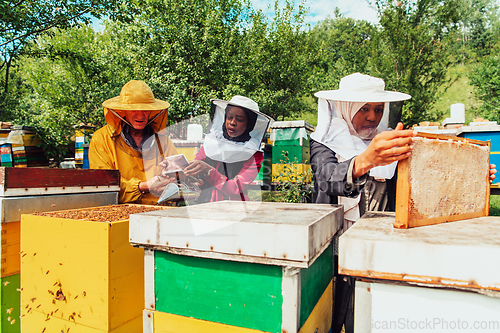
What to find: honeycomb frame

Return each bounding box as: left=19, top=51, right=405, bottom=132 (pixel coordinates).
left=394, top=132, right=491, bottom=229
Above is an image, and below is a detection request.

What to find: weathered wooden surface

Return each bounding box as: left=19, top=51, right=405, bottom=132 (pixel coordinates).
left=130, top=201, right=343, bottom=267
left=0, top=167, right=120, bottom=191
left=0, top=192, right=118, bottom=223
left=340, top=212, right=500, bottom=291
left=395, top=133, right=490, bottom=228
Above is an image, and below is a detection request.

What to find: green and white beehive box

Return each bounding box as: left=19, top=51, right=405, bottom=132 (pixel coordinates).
left=130, top=201, right=343, bottom=333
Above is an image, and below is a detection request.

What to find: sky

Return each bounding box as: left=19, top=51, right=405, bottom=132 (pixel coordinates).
left=252, top=0, right=380, bottom=25
left=91, top=0, right=379, bottom=31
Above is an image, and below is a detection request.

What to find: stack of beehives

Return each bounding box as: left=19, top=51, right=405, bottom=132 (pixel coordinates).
left=7, top=126, right=47, bottom=168
left=0, top=167, right=120, bottom=332
left=270, top=120, right=314, bottom=183
left=0, top=126, right=13, bottom=167
left=73, top=124, right=96, bottom=169
left=130, top=201, right=343, bottom=333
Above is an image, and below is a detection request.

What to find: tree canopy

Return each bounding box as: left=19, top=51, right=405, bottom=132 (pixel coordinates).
left=367, top=0, right=462, bottom=125
left=0, top=0, right=130, bottom=94
left=1, top=0, right=499, bottom=160
left=469, top=56, right=500, bottom=123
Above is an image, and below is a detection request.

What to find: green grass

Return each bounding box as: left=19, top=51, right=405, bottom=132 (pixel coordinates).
left=250, top=190, right=301, bottom=202
left=248, top=190, right=287, bottom=202
left=490, top=195, right=500, bottom=216
left=430, top=64, right=483, bottom=124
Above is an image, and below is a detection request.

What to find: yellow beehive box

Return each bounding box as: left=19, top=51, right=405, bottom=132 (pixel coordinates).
left=1, top=221, right=20, bottom=278
left=10, top=133, right=43, bottom=148
left=173, top=147, right=198, bottom=161
left=21, top=204, right=172, bottom=333
left=272, top=163, right=312, bottom=183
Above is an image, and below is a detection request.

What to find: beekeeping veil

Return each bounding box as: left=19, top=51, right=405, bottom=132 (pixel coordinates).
left=101, top=80, right=172, bottom=164
left=311, top=73, right=411, bottom=179
left=311, top=73, right=411, bottom=225
left=203, top=96, right=273, bottom=163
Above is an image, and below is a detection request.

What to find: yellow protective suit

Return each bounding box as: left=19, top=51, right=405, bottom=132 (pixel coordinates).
left=89, top=107, right=177, bottom=204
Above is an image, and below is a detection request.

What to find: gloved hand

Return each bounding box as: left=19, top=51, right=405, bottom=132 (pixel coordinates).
left=183, top=160, right=213, bottom=178
left=141, top=175, right=176, bottom=196
left=159, top=159, right=169, bottom=173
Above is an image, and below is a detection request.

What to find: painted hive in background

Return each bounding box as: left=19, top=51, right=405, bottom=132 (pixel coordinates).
left=8, top=127, right=47, bottom=168
left=272, top=164, right=312, bottom=183
left=0, top=143, right=13, bottom=168
left=21, top=204, right=172, bottom=333
left=395, top=133, right=490, bottom=229
left=131, top=201, right=343, bottom=333
left=270, top=121, right=314, bottom=186
left=458, top=124, right=500, bottom=184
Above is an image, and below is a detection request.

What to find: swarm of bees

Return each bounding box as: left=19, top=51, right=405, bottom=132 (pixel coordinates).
left=32, top=205, right=163, bottom=222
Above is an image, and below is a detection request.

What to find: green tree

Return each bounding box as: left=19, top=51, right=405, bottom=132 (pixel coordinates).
left=459, top=0, right=499, bottom=60
left=4, top=0, right=316, bottom=158
left=0, top=0, right=127, bottom=71
left=469, top=56, right=500, bottom=123
left=446, top=0, right=500, bottom=64
left=108, top=0, right=249, bottom=126
left=309, top=10, right=375, bottom=91
left=100, top=0, right=314, bottom=122
left=370, top=0, right=461, bottom=126
left=11, top=24, right=133, bottom=161
left=235, top=0, right=316, bottom=121
left=0, top=0, right=131, bottom=120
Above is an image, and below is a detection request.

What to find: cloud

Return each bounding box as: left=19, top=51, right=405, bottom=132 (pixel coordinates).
left=252, top=0, right=379, bottom=26
left=309, top=0, right=379, bottom=24
left=252, top=0, right=275, bottom=11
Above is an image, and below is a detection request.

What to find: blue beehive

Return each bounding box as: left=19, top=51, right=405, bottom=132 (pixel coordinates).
left=457, top=124, right=500, bottom=184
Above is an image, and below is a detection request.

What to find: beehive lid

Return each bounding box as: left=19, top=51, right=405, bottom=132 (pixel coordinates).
left=270, top=120, right=315, bottom=132
left=0, top=167, right=120, bottom=196
left=0, top=192, right=118, bottom=223
left=129, top=201, right=343, bottom=268
left=414, top=127, right=458, bottom=136
left=339, top=212, right=500, bottom=291
left=457, top=124, right=500, bottom=134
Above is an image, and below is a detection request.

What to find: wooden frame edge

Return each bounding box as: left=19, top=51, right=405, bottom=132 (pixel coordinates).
left=394, top=158, right=410, bottom=229
left=338, top=267, right=500, bottom=292
left=406, top=211, right=486, bottom=228
left=416, top=132, right=489, bottom=146
left=395, top=134, right=491, bottom=229
left=485, top=140, right=491, bottom=217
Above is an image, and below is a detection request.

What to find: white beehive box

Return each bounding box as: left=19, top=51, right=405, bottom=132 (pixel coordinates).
left=130, top=201, right=342, bottom=268
left=131, top=201, right=343, bottom=333
left=340, top=212, right=500, bottom=290
left=340, top=212, right=500, bottom=332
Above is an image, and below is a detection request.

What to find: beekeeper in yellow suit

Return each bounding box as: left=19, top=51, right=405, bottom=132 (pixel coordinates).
left=89, top=80, right=178, bottom=204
